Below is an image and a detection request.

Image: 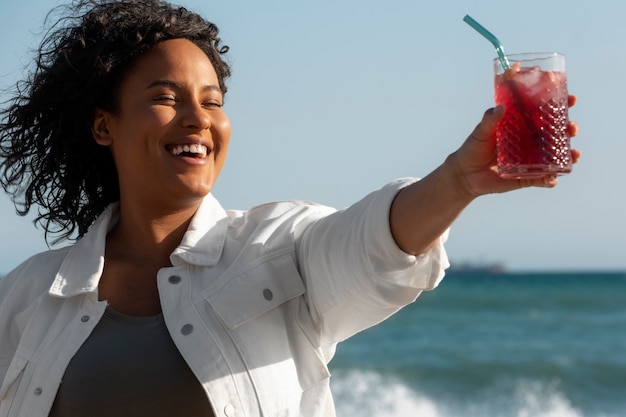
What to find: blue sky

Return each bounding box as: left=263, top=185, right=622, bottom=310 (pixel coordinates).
left=0, top=0, right=623, bottom=273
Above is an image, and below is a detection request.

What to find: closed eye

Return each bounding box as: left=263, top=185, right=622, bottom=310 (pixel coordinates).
left=154, top=95, right=178, bottom=103
left=203, top=101, right=223, bottom=109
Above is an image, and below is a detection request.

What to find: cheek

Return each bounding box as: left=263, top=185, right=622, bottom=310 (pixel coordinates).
left=213, top=112, right=232, bottom=152
left=147, top=106, right=178, bottom=128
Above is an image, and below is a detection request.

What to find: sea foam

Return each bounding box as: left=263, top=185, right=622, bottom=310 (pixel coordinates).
left=330, top=369, right=611, bottom=417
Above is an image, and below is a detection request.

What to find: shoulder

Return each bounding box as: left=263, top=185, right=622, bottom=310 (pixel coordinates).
left=0, top=246, right=71, bottom=305
left=244, top=199, right=335, bottom=217
left=220, top=200, right=337, bottom=258
left=227, top=200, right=337, bottom=229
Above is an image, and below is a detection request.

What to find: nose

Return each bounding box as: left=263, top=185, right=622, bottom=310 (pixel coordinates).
left=181, top=102, right=211, bottom=130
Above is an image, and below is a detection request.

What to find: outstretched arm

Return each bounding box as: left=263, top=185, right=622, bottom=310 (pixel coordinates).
left=389, top=98, right=580, bottom=256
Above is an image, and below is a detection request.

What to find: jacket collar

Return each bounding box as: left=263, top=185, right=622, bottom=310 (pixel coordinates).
left=170, top=193, right=229, bottom=267
left=49, top=194, right=229, bottom=297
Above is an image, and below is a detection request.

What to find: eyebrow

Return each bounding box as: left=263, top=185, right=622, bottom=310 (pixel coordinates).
left=146, top=80, right=222, bottom=94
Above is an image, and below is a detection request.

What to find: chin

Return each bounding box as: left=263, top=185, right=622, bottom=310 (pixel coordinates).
left=188, top=181, right=215, bottom=197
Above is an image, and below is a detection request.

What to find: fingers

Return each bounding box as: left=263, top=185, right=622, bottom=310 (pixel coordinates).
left=568, top=94, right=577, bottom=108
left=538, top=175, right=559, bottom=188
left=568, top=121, right=579, bottom=137
left=524, top=175, right=559, bottom=189
left=566, top=95, right=580, bottom=164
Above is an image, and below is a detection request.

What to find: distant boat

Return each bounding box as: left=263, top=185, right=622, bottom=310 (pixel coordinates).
left=447, top=260, right=506, bottom=274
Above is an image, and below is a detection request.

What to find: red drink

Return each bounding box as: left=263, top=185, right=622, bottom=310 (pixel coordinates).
left=494, top=53, right=571, bottom=179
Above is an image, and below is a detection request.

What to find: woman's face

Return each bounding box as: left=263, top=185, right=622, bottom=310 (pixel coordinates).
left=93, top=38, right=231, bottom=208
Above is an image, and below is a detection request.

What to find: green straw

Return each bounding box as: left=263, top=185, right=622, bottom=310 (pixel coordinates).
left=463, top=15, right=543, bottom=149
left=463, top=15, right=510, bottom=70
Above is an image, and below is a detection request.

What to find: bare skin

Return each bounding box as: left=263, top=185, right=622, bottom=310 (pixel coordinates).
left=93, top=39, right=231, bottom=316
left=97, top=219, right=189, bottom=316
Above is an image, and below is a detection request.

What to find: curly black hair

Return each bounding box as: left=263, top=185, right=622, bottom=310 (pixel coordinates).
left=0, top=0, right=231, bottom=244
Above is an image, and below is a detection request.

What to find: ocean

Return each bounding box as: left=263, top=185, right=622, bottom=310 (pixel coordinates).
left=328, top=271, right=626, bottom=417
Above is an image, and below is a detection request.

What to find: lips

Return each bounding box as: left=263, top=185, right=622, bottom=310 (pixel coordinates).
left=168, top=143, right=209, bottom=158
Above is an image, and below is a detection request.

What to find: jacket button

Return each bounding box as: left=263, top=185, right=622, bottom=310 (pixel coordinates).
left=81, top=315, right=90, bottom=323
left=168, top=275, right=182, bottom=284
left=181, top=324, right=194, bottom=335
left=263, top=289, right=273, bottom=301
left=34, top=387, right=43, bottom=396
left=224, top=404, right=235, bottom=416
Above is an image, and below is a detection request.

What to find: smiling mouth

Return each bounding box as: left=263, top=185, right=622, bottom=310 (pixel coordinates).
left=168, top=144, right=209, bottom=158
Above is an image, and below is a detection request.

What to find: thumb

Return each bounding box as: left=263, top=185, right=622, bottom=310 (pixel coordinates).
left=470, top=104, right=505, bottom=143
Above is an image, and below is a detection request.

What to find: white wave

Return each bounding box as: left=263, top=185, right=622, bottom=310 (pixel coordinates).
left=331, top=370, right=439, bottom=417
left=330, top=370, right=617, bottom=417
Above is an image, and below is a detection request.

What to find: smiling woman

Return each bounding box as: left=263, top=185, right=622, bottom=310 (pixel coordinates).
left=91, top=38, right=231, bottom=220
left=92, top=38, right=233, bottom=318
left=0, top=0, right=580, bottom=417
left=0, top=0, right=231, bottom=244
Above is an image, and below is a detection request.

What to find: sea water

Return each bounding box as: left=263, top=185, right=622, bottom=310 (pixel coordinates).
left=329, top=272, right=626, bottom=417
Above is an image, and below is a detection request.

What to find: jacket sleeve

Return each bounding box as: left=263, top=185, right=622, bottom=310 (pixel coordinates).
left=295, top=178, right=449, bottom=346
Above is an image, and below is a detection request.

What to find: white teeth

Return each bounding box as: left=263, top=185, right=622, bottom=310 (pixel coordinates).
left=170, top=144, right=208, bottom=157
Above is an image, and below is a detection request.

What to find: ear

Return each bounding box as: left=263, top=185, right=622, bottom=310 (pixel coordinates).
left=92, top=108, right=114, bottom=146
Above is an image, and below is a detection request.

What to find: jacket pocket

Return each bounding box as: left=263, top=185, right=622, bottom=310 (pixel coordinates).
left=208, top=252, right=306, bottom=329
left=207, top=252, right=331, bottom=415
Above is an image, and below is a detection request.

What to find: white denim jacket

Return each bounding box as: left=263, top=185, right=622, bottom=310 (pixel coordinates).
left=0, top=179, right=448, bottom=417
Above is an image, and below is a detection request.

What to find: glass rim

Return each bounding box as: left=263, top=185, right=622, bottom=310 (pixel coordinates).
left=493, top=52, right=566, bottom=74
left=492, top=52, right=565, bottom=63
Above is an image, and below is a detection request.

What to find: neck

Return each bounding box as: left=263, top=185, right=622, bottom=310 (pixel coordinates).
left=107, top=199, right=202, bottom=265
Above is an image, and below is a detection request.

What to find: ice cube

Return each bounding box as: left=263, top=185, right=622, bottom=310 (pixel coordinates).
left=513, top=67, right=551, bottom=99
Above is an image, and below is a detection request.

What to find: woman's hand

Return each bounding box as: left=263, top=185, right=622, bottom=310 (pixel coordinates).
left=389, top=96, right=580, bottom=255
left=449, top=95, right=580, bottom=198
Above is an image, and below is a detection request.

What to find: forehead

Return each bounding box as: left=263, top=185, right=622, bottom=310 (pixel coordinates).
left=123, top=38, right=219, bottom=87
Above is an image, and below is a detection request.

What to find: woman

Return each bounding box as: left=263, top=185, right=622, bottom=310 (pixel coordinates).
left=0, top=0, right=580, bottom=416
